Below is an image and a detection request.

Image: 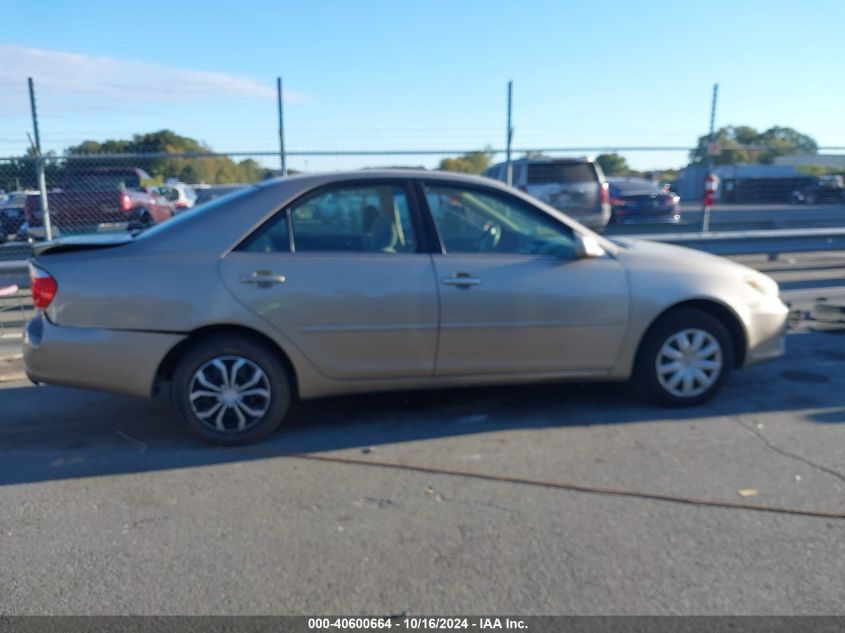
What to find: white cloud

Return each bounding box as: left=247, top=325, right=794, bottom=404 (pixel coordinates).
left=0, top=46, right=305, bottom=111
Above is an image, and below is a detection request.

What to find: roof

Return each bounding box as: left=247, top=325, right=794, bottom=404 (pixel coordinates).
left=256, top=168, right=509, bottom=190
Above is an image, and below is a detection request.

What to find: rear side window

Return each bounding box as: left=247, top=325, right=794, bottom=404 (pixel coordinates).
left=238, top=212, right=290, bottom=253
left=289, top=183, right=417, bottom=254
left=527, top=162, right=596, bottom=185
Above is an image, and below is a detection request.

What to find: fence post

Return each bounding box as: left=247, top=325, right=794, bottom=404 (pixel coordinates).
left=505, top=80, right=513, bottom=186
left=28, top=77, right=53, bottom=241
left=701, top=83, right=718, bottom=232
left=277, top=77, right=287, bottom=176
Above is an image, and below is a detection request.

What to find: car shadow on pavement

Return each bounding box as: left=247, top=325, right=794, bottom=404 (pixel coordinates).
left=1, top=328, right=843, bottom=487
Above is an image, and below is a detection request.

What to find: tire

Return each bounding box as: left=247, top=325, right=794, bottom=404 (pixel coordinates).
left=128, top=209, right=153, bottom=231
left=171, top=335, right=292, bottom=445
left=634, top=308, right=734, bottom=407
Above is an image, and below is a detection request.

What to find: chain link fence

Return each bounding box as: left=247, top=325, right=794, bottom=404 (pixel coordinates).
left=0, top=151, right=282, bottom=261
left=2, top=146, right=845, bottom=265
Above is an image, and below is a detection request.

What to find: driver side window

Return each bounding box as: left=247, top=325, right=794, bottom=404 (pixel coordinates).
left=424, top=184, right=576, bottom=257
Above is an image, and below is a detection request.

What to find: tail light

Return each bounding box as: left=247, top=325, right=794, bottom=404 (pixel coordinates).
left=119, top=192, right=133, bottom=212
left=599, top=182, right=610, bottom=205
left=30, top=264, right=57, bottom=309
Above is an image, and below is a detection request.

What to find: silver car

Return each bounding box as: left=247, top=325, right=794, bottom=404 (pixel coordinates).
left=24, top=171, right=788, bottom=445
left=483, top=157, right=611, bottom=229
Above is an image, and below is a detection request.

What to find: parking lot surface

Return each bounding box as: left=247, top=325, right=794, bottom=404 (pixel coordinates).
left=2, top=320, right=844, bottom=614
left=2, top=244, right=844, bottom=616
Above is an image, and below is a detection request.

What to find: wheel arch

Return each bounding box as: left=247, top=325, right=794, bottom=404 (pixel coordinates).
left=635, top=298, right=747, bottom=369
left=154, top=324, right=300, bottom=398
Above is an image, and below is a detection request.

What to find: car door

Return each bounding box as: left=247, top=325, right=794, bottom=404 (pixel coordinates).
left=421, top=180, right=629, bottom=376
left=219, top=180, right=439, bottom=380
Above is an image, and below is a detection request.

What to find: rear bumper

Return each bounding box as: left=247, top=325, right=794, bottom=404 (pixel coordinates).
left=614, top=213, right=681, bottom=225
left=23, top=314, right=185, bottom=398
left=743, top=295, right=789, bottom=366
left=570, top=207, right=612, bottom=229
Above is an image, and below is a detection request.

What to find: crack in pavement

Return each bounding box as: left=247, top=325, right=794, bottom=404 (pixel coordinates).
left=732, top=416, right=845, bottom=483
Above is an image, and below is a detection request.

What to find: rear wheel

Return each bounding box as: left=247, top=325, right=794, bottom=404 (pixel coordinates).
left=128, top=209, right=153, bottom=231
left=171, top=335, right=291, bottom=445
left=634, top=308, right=734, bottom=407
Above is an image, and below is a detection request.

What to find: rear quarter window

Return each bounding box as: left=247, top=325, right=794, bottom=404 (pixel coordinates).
left=527, top=163, right=597, bottom=185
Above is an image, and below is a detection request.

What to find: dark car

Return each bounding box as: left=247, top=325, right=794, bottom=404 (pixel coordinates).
left=0, top=191, right=38, bottom=243
left=607, top=178, right=681, bottom=225
left=790, top=175, right=844, bottom=205
left=194, top=185, right=247, bottom=206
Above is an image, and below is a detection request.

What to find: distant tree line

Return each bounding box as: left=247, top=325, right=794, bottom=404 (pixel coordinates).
left=0, top=130, right=273, bottom=191
left=434, top=125, right=821, bottom=181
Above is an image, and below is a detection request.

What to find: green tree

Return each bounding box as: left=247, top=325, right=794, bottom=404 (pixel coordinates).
left=595, top=153, right=630, bottom=176
left=65, top=130, right=271, bottom=184
left=438, top=148, right=494, bottom=174
left=757, top=126, right=818, bottom=163
left=689, top=125, right=817, bottom=165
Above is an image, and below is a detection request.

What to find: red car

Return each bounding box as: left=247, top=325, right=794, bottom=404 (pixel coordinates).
left=25, top=167, right=174, bottom=239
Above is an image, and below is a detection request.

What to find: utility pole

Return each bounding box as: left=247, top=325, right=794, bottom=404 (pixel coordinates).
left=702, top=83, right=719, bottom=232
left=505, top=80, right=514, bottom=186
left=277, top=77, right=287, bottom=176
left=28, top=77, right=53, bottom=241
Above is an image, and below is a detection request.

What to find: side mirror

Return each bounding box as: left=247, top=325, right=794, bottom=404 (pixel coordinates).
left=574, top=233, right=605, bottom=258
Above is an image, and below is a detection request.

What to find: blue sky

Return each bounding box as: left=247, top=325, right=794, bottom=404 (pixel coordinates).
left=1, top=0, right=843, bottom=171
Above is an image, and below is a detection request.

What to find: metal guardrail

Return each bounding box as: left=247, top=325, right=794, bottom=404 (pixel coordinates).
left=0, top=260, right=30, bottom=289
left=630, top=227, right=845, bottom=258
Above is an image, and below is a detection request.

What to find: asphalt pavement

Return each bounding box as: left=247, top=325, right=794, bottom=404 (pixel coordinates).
left=1, top=328, right=843, bottom=615
left=1, top=250, right=844, bottom=615
left=2, top=224, right=844, bottom=615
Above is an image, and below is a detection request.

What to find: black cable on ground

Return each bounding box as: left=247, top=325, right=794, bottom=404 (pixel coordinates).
left=281, top=451, right=845, bottom=521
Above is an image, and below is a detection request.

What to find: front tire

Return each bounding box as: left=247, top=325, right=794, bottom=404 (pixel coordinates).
left=171, top=335, right=291, bottom=445
left=634, top=308, right=734, bottom=407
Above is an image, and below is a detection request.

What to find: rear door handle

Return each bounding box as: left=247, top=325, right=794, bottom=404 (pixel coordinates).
left=441, top=273, right=481, bottom=288
left=240, top=270, right=286, bottom=287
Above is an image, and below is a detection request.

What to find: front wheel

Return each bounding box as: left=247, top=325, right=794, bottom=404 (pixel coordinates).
left=171, top=335, right=292, bottom=445
left=634, top=308, right=734, bottom=407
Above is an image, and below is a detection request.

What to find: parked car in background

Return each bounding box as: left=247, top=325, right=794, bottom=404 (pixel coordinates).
left=790, top=175, right=845, bottom=205
left=194, top=184, right=247, bottom=206
left=24, top=168, right=173, bottom=239
left=0, top=190, right=38, bottom=243
left=607, top=177, right=681, bottom=224
left=24, top=170, right=787, bottom=446
left=158, top=180, right=198, bottom=213
left=483, top=157, right=611, bottom=230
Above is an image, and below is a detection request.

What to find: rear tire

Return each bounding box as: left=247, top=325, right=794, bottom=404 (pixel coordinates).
left=634, top=308, right=734, bottom=407
left=128, top=209, right=153, bottom=231
left=171, top=335, right=291, bottom=445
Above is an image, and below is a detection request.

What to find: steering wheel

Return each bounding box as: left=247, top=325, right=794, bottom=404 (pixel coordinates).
left=480, top=221, right=502, bottom=252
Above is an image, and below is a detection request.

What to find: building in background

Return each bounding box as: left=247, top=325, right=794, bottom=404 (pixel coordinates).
left=674, top=163, right=812, bottom=203
left=774, top=154, right=845, bottom=169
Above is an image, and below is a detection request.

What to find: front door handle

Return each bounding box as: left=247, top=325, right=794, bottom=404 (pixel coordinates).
left=240, top=270, right=286, bottom=287
left=441, top=273, right=481, bottom=288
